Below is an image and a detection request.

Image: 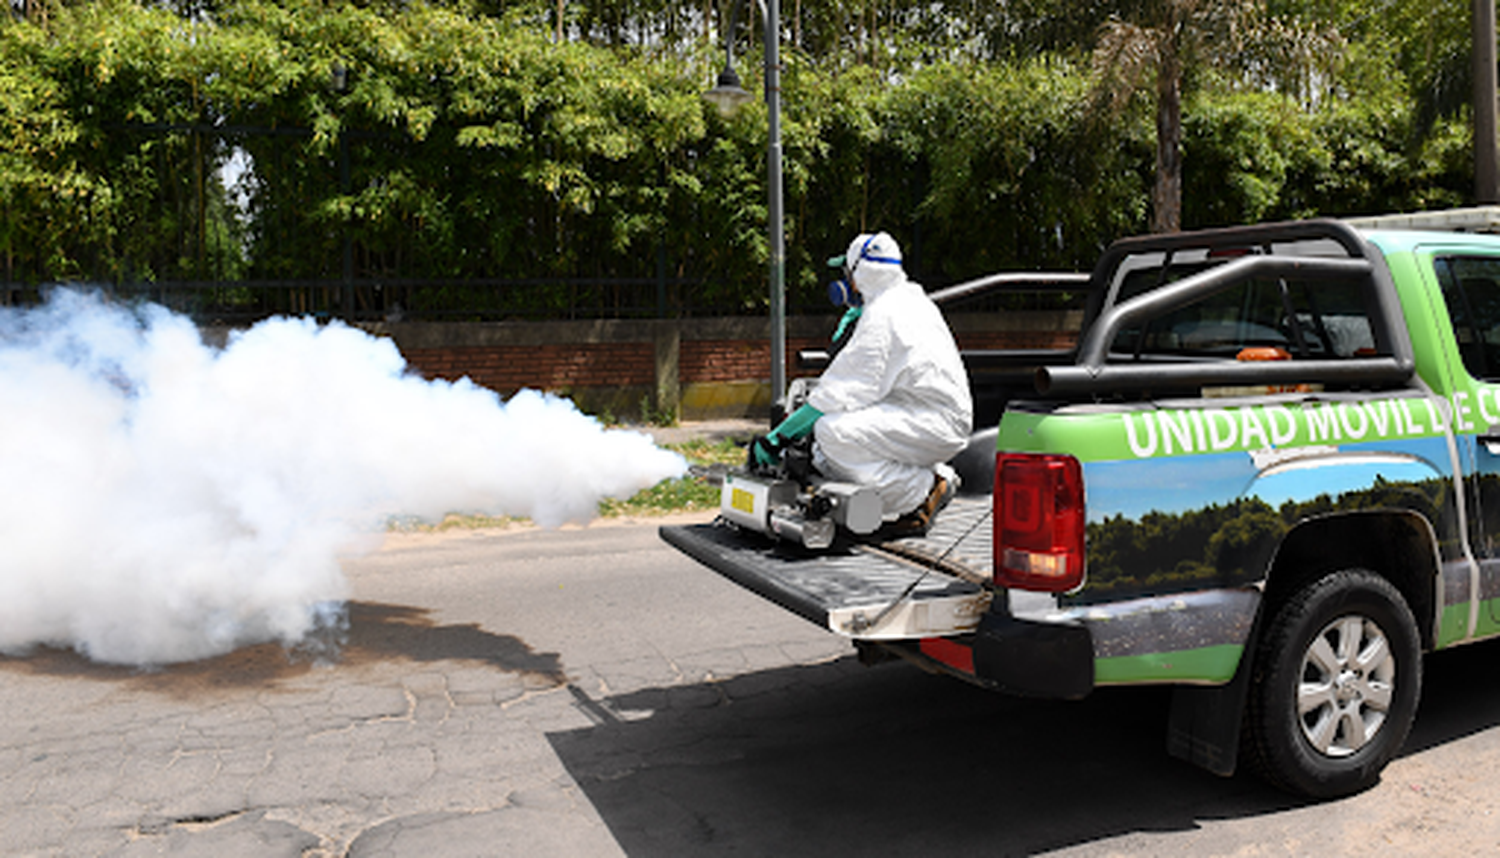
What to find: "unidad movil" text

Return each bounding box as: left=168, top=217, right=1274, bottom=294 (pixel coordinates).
left=1120, top=395, right=1471, bottom=459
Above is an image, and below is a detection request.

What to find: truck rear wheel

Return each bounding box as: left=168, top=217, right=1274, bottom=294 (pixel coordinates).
left=1243, top=568, right=1421, bottom=799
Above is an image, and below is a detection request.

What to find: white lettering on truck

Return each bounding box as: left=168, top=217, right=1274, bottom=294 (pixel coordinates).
left=1119, top=395, right=1469, bottom=459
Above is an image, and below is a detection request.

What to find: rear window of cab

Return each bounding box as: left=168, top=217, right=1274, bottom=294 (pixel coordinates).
left=1109, top=262, right=1384, bottom=362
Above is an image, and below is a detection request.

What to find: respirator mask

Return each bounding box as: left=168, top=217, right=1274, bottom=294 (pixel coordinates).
left=827, top=277, right=861, bottom=307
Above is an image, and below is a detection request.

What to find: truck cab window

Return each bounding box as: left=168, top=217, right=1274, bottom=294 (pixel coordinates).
left=1111, top=273, right=1379, bottom=362
left=1434, top=256, right=1500, bottom=381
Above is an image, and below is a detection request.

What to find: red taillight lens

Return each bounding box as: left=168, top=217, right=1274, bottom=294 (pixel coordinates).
left=994, top=453, right=1085, bottom=592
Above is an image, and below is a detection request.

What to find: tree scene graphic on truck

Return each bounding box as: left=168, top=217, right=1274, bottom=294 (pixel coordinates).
left=1085, top=470, right=1452, bottom=604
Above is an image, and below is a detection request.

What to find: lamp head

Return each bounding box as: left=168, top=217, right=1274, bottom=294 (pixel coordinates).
left=703, top=65, right=753, bottom=118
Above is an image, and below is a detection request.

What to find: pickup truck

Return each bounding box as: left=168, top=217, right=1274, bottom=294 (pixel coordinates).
left=659, top=218, right=1500, bottom=799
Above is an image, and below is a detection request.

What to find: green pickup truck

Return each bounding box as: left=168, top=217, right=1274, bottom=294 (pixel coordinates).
left=660, top=218, right=1500, bottom=799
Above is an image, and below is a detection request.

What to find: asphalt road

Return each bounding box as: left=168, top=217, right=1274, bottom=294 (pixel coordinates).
left=6, top=517, right=1500, bottom=856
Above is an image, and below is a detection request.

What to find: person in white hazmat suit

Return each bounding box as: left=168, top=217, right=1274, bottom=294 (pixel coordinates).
left=749, top=231, right=973, bottom=536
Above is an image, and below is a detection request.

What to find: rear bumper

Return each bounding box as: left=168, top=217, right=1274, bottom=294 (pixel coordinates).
left=971, top=609, right=1094, bottom=699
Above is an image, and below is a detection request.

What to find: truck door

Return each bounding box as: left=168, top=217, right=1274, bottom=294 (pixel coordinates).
left=1430, top=253, right=1500, bottom=638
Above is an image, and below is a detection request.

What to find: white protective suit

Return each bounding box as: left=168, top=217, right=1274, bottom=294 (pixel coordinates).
left=808, top=232, right=974, bottom=519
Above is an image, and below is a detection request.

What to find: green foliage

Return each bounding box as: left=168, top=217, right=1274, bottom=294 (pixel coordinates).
left=881, top=57, right=1151, bottom=274
left=0, top=0, right=1486, bottom=311
left=1184, top=89, right=1311, bottom=226
left=0, top=21, right=93, bottom=281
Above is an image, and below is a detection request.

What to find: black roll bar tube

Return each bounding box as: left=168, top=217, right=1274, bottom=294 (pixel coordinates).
left=928, top=272, right=1090, bottom=306
left=1078, top=218, right=1379, bottom=330
left=1036, top=253, right=1417, bottom=396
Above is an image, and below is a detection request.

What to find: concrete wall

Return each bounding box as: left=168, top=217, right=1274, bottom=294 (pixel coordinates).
left=354, top=311, right=1081, bottom=421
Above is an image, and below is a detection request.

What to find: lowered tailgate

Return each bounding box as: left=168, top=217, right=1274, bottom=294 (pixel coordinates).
left=659, top=497, right=995, bottom=640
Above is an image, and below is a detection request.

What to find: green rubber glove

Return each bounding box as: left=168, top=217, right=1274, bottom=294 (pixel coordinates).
left=768, top=403, right=822, bottom=444
left=832, top=306, right=863, bottom=343
left=749, top=435, right=782, bottom=468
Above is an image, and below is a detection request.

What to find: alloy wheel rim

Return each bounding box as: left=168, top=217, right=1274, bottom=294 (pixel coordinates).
left=1297, top=614, right=1396, bottom=757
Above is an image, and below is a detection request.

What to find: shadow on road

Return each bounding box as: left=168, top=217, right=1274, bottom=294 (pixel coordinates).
left=1401, top=637, right=1500, bottom=754
left=548, top=636, right=1500, bottom=856
left=0, top=600, right=564, bottom=696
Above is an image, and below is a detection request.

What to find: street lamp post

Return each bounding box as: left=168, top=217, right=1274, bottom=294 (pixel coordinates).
left=704, top=0, right=787, bottom=416
left=1476, top=0, right=1499, bottom=203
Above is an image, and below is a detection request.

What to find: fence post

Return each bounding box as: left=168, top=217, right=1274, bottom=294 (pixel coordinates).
left=656, top=242, right=667, bottom=318
left=653, top=320, right=680, bottom=424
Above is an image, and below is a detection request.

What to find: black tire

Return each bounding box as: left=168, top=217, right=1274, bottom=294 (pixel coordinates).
left=1243, top=568, right=1422, bottom=799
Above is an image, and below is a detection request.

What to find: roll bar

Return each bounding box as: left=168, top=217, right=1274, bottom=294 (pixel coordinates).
left=1037, top=220, right=1416, bottom=397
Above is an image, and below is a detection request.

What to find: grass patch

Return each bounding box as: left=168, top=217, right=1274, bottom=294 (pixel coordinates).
left=598, top=438, right=744, bottom=518
left=387, top=512, right=525, bottom=532
left=388, top=438, right=746, bottom=531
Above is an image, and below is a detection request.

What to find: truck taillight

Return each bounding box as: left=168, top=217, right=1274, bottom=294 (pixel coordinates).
left=994, top=453, right=1085, bottom=592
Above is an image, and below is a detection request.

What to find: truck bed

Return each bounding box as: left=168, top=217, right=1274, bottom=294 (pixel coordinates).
left=659, top=497, right=995, bottom=640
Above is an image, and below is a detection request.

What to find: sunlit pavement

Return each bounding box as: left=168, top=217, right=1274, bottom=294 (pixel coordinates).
left=9, top=519, right=1500, bottom=856
left=0, top=516, right=847, bottom=856
left=0, top=608, right=615, bottom=856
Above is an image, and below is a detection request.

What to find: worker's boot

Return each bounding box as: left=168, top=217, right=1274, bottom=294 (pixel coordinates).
left=882, top=471, right=956, bottom=538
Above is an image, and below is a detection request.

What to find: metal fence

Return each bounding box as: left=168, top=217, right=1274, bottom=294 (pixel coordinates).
left=1, top=272, right=1089, bottom=325
left=0, top=275, right=731, bottom=324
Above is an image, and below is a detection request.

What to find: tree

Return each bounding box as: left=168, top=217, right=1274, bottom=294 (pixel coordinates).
left=1091, top=0, right=1340, bottom=233
left=0, top=0, right=1478, bottom=315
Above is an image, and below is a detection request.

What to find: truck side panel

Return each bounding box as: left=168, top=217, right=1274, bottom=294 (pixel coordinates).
left=1000, top=393, right=1458, bottom=684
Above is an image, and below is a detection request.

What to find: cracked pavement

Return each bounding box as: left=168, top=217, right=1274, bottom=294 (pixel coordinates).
left=12, top=515, right=1500, bottom=857
left=0, top=514, right=847, bottom=857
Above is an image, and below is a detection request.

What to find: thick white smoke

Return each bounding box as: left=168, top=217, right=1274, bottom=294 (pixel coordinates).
left=0, top=290, right=686, bottom=665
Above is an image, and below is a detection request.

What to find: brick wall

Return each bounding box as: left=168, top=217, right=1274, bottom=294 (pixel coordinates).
left=397, top=331, right=1071, bottom=398
left=680, top=335, right=832, bottom=384
left=404, top=341, right=655, bottom=393
left=360, top=312, right=1080, bottom=419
